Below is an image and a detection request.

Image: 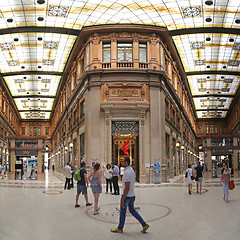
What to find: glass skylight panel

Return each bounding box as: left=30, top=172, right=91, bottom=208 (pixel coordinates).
left=15, top=98, right=54, bottom=111
left=194, top=97, right=232, bottom=110
left=197, top=111, right=227, bottom=119
left=20, top=112, right=51, bottom=120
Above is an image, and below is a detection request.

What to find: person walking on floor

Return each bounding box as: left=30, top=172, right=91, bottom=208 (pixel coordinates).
left=75, top=161, right=92, bottom=208
left=69, top=161, right=74, bottom=188
left=195, top=161, right=204, bottom=194
left=221, top=161, right=231, bottom=203
left=111, top=157, right=149, bottom=233
left=111, top=162, right=119, bottom=195
left=63, top=162, right=72, bottom=190
left=186, top=164, right=194, bottom=195
left=88, top=163, right=102, bottom=215
left=104, top=164, right=113, bottom=194
left=120, top=163, right=125, bottom=181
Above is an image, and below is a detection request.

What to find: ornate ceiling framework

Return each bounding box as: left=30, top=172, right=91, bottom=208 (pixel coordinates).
left=0, top=0, right=239, bottom=120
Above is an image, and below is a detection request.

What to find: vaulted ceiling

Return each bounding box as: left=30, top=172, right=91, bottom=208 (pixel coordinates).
left=0, top=0, right=239, bottom=120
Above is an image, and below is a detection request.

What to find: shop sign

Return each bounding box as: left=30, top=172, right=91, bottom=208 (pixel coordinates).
left=15, top=150, right=38, bottom=156
left=211, top=148, right=233, bottom=155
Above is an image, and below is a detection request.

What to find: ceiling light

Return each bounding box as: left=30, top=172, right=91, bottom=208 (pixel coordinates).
left=206, top=18, right=212, bottom=22
left=223, top=66, right=227, bottom=69
left=7, top=18, right=13, bottom=23
left=206, top=37, right=211, bottom=41
left=229, top=38, right=234, bottom=42
left=38, top=37, right=43, bottom=41
left=14, top=38, right=19, bottom=42
left=21, top=66, right=25, bottom=69
left=205, top=1, right=213, bottom=5
left=38, top=66, right=42, bottom=68
left=206, top=65, right=210, bottom=68
left=38, top=17, right=44, bottom=21
left=37, top=0, right=45, bottom=4
left=235, top=19, right=240, bottom=24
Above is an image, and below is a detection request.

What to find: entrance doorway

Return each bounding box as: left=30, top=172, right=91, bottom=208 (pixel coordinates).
left=15, top=156, right=37, bottom=180
left=112, top=134, right=139, bottom=181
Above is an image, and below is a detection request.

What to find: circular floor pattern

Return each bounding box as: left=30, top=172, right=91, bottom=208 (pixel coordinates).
left=43, top=189, right=63, bottom=195
left=85, top=203, right=172, bottom=224
left=191, top=188, right=209, bottom=194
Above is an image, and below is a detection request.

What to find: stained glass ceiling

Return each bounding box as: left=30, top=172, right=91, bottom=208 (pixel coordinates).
left=0, top=0, right=240, bottom=119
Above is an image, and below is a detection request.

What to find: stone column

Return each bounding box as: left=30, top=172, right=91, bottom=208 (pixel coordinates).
left=206, top=138, right=212, bottom=179
left=85, top=87, right=101, bottom=166
left=8, top=139, right=15, bottom=180
left=105, top=110, right=111, bottom=164
left=233, top=137, right=238, bottom=177
left=111, top=34, right=117, bottom=68
left=133, top=34, right=139, bottom=68
left=169, top=132, right=173, bottom=178
left=37, top=139, right=44, bottom=181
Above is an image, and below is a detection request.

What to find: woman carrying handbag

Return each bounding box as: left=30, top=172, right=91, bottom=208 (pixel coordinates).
left=186, top=164, right=194, bottom=195
left=220, top=162, right=231, bottom=203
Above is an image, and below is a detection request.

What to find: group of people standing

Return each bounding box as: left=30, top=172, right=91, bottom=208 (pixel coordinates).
left=104, top=162, right=125, bottom=195
left=186, top=160, right=233, bottom=203
left=66, top=158, right=149, bottom=233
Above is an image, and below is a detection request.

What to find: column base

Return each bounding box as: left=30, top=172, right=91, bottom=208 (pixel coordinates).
left=7, top=172, right=15, bottom=180
left=37, top=172, right=45, bottom=181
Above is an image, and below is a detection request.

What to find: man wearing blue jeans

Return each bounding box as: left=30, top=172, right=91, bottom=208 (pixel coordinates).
left=111, top=157, right=149, bottom=233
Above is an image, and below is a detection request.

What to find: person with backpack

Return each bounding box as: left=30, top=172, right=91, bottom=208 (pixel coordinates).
left=75, top=161, right=92, bottom=208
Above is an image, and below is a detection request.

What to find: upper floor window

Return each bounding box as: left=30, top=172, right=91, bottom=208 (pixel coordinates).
left=165, top=100, right=169, bottom=118
left=198, top=126, right=202, bottom=134
left=39, top=126, right=41, bottom=136
left=34, top=126, right=37, bottom=135
left=80, top=100, right=85, bottom=118
left=45, top=127, right=49, bottom=135
left=222, top=125, right=225, bottom=134
left=117, top=43, right=132, bottom=61
left=30, top=126, right=32, bottom=135
left=210, top=125, right=214, bottom=134
left=215, top=125, right=217, bottom=134
left=206, top=125, right=209, bottom=134
left=22, top=127, right=25, bottom=135
left=103, top=43, right=111, bottom=62
left=139, top=43, right=147, bottom=62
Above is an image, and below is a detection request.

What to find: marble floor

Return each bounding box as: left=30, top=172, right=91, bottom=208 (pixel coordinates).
left=0, top=171, right=239, bottom=240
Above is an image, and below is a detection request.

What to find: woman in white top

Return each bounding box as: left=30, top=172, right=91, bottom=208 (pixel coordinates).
left=186, top=164, right=194, bottom=195
left=104, top=164, right=113, bottom=193
left=120, top=163, right=125, bottom=181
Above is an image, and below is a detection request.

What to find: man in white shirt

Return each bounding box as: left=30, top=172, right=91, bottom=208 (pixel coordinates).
left=111, top=157, right=149, bottom=233
left=63, top=162, right=72, bottom=190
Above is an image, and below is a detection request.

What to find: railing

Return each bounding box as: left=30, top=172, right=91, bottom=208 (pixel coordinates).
left=117, top=62, right=133, bottom=68
left=102, top=62, right=111, bottom=68
left=139, top=62, right=148, bottom=68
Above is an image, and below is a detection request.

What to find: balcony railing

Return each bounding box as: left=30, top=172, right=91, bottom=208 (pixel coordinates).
left=139, top=62, right=148, bottom=68
left=102, top=62, right=111, bottom=68
left=117, top=62, right=133, bottom=68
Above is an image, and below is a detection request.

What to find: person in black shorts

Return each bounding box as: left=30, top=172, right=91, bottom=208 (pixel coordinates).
left=195, top=161, right=204, bottom=195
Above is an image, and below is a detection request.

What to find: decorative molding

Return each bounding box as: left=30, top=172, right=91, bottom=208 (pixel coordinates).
left=105, top=110, right=110, bottom=125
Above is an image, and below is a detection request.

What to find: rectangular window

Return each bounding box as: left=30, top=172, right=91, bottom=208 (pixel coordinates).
left=45, top=127, right=49, bottom=135
left=33, top=126, right=37, bottom=135
left=210, top=125, right=214, bottom=134
left=165, top=101, right=169, bottom=118
left=74, top=111, right=77, bottom=125
left=222, top=125, right=225, bottom=134
left=206, top=125, right=209, bottom=134
left=80, top=133, right=85, bottom=161
left=139, top=43, right=147, bottom=62
left=80, top=100, right=85, bottom=118
left=172, top=110, right=175, bottom=125
left=215, top=125, right=217, bottom=134
left=30, top=126, right=32, bottom=135
left=103, top=43, right=111, bottom=62
left=198, top=126, right=202, bottom=134
left=165, top=133, right=170, bottom=161
left=117, top=43, right=132, bottom=61
left=22, top=127, right=25, bottom=135
left=39, top=125, right=41, bottom=136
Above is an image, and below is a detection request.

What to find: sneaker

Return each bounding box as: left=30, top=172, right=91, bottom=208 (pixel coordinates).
left=86, top=203, right=92, bottom=206
left=96, top=207, right=100, bottom=211
left=111, top=227, right=123, bottom=233
left=141, top=224, right=149, bottom=233
left=93, top=211, right=99, bottom=215
left=75, top=204, right=80, bottom=208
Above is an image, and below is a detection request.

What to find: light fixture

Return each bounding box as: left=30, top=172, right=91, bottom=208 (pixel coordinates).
left=56, top=152, right=58, bottom=155
left=176, top=142, right=180, bottom=147
left=58, top=151, right=60, bottom=154
left=65, top=146, right=68, bottom=151
left=6, top=150, right=8, bottom=155
left=2, top=149, right=5, bottom=154
left=181, top=146, right=184, bottom=150
left=69, top=143, right=73, bottom=148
